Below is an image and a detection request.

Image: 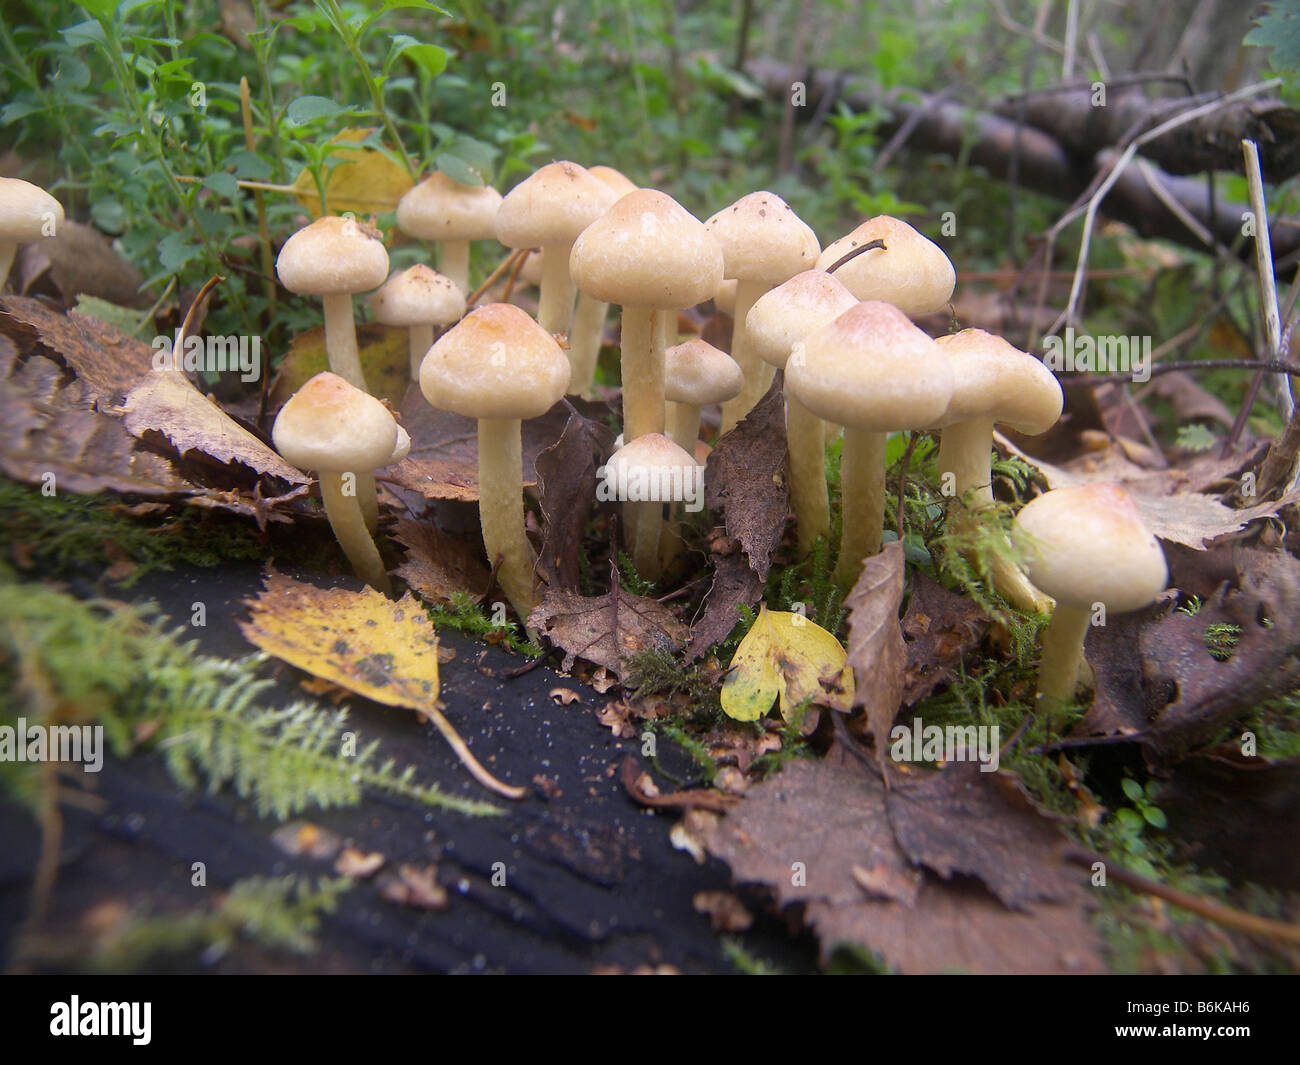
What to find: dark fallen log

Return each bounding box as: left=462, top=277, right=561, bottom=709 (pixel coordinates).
left=746, top=59, right=1300, bottom=271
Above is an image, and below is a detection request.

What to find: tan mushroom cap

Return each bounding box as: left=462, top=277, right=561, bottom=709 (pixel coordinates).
left=389, top=425, right=411, bottom=464
left=494, top=161, right=617, bottom=250
left=588, top=165, right=638, bottom=198
left=1012, top=483, right=1167, bottom=613
left=605, top=433, right=698, bottom=490
left=419, top=302, right=570, bottom=420
left=0, top=178, right=64, bottom=242
left=747, top=270, right=858, bottom=370
left=704, top=191, right=820, bottom=285
left=396, top=171, right=502, bottom=242
left=277, top=215, right=389, bottom=296
left=665, top=338, right=744, bottom=405
left=816, top=215, right=955, bottom=316
left=935, top=328, right=1063, bottom=434
left=272, top=371, right=398, bottom=473
left=569, top=189, right=724, bottom=309
left=786, top=300, right=953, bottom=431
left=368, top=265, right=466, bottom=327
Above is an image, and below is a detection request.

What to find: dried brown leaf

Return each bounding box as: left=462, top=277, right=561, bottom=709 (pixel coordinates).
left=686, top=540, right=763, bottom=660
left=844, top=541, right=907, bottom=764
left=391, top=516, right=491, bottom=605
left=901, top=572, right=990, bottom=706
left=534, top=409, right=613, bottom=591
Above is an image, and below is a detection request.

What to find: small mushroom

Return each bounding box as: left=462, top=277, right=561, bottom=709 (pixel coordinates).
left=569, top=189, right=723, bottom=444
left=817, top=215, right=954, bottom=317
left=605, top=433, right=699, bottom=580
left=747, top=270, right=858, bottom=556
left=705, top=192, right=820, bottom=432
left=1011, top=484, right=1167, bottom=717
left=934, top=328, right=1064, bottom=613
left=368, top=264, right=466, bottom=379
left=395, top=172, right=502, bottom=294
left=787, top=301, right=953, bottom=587
left=0, top=177, right=64, bottom=289
left=495, top=161, right=616, bottom=341
left=273, top=372, right=397, bottom=594
left=419, top=303, right=570, bottom=624
left=664, top=337, right=743, bottom=456
left=276, top=216, right=389, bottom=394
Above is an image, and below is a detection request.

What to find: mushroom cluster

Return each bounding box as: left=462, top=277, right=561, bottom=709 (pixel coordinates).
left=265, top=162, right=1070, bottom=647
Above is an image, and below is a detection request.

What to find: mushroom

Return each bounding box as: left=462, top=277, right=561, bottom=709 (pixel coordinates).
left=419, top=303, right=570, bottom=624
left=494, top=161, right=616, bottom=341
left=0, top=177, right=64, bottom=289
left=566, top=165, right=640, bottom=398
left=816, top=215, right=954, bottom=317
left=933, top=328, right=1064, bottom=613
left=704, top=192, right=820, bottom=433
left=605, top=433, right=699, bottom=580
left=367, top=264, right=466, bottom=379
left=787, top=301, right=953, bottom=587
left=272, top=372, right=397, bottom=594
left=1010, top=484, right=1167, bottom=717
left=746, top=270, right=858, bottom=556
left=569, top=188, right=723, bottom=445
left=663, top=337, right=743, bottom=456
left=276, top=215, right=389, bottom=394
left=395, top=171, right=501, bottom=294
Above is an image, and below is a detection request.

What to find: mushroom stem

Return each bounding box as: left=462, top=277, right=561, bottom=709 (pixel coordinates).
left=669, top=401, right=702, bottom=456
left=321, top=291, right=368, bottom=393
left=1034, top=602, right=1091, bottom=720
left=628, top=499, right=663, bottom=581
left=408, top=323, right=434, bottom=380
left=439, top=239, right=470, bottom=294
left=0, top=243, right=15, bottom=290
left=718, top=278, right=766, bottom=434
left=319, top=471, right=391, bottom=595
left=537, top=241, right=577, bottom=337
left=477, top=417, right=537, bottom=624
left=566, top=291, right=608, bottom=396
left=619, top=306, right=665, bottom=442
left=939, top=418, right=1055, bottom=614
left=787, top=390, right=830, bottom=556
left=835, top=427, right=886, bottom=587
left=358, top=474, right=379, bottom=534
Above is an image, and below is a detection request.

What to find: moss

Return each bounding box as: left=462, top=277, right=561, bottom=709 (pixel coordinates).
left=425, top=590, right=542, bottom=657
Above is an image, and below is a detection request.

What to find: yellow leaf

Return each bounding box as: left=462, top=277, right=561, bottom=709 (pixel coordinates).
left=721, top=605, right=855, bottom=723
left=239, top=570, right=439, bottom=710
left=291, top=129, right=415, bottom=218
left=270, top=322, right=411, bottom=409
left=239, top=570, right=526, bottom=800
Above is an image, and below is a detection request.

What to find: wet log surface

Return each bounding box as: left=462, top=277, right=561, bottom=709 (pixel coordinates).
left=0, top=564, right=813, bottom=974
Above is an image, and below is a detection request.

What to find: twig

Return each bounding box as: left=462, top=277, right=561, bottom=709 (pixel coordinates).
left=1243, top=139, right=1291, bottom=421
left=989, top=0, right=1065, bottom=55
left=1136, top=158, right=1215, bottom=247
left=169, top=274, right=225, bottom=370
left=997, top=71, right=1193, bottom=102
left=824, top=238, right=886, bottom=274
left=873, top=89, right=955, bottom=173
left=1061, top=847, right=1300, bottom=946
left=1058, top=357, right=1300, bottom=387
left=467, top=248, right=527, bottom=308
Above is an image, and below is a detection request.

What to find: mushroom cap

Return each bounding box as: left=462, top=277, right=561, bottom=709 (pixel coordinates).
left=1012, top=483, right=1168, bottom=613
left=746, top=270, right=858, bottom=369
left=368, top=264, right=465, bottom=327
left=272, top=371, right=398, bottom=473
left=605, top=433, right=698, bottom=493
left=494, top=161, right=617, bottom=250
left=276, top=215, right=390, bottom=296
left=0, top=178, right=64, bottom=243
left=665, top=338, right=743, bottom=405
left=419, top=302, right=570, bottom=420
left=786, top=300, right=954, bottom=431
left=588, top=165, right=638, bottom=197
left=389, top=425, right=411, bottom=464
left=396, top=172, right=502, bottom=242
left=816, top=215, right=955, bottom=316
left=704, top=191, right=820, bottom=285
left=569, top=189, right=724, bottom=309
left=934, top=328, right=1063, bottom=434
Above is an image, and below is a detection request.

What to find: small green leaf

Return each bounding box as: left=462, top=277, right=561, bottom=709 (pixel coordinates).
left=1121, top=777, right=1144, bottom=802
left=1142, top=805, right=1168, bottom=830
left=1175, top=422, right=1218, bottom=452
left=204, top=172, right=240, bottom=200
left=434, top=152, right=485, bottom=187
left=285, top=95, right=350, bottom=126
